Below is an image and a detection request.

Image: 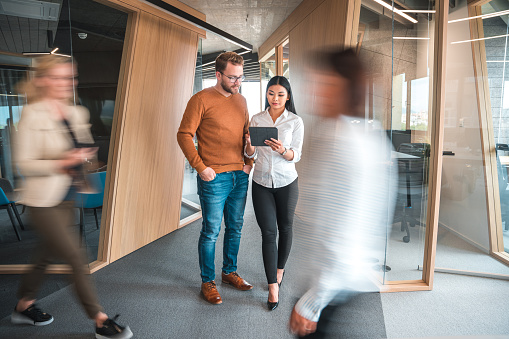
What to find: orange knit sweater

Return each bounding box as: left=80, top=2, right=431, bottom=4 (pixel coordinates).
left=177, top=87, right=253, bottom=174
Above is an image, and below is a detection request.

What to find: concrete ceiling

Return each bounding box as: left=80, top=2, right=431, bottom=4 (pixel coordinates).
left=177, top=0, right=304, bottom=55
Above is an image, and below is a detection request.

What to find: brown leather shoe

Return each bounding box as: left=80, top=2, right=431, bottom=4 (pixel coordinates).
left=221, top=272, right=253, bottom=291
left=201, top=281, right=222, bottom=304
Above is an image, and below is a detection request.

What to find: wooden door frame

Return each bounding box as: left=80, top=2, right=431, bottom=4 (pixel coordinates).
left=468, top=0, right=509, bottom=266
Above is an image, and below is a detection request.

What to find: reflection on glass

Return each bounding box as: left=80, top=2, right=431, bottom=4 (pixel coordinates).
left=0, top=0, right=74, bottom=265
left=0, top=0, right=127, bottom=265
left=180, top=39, right=202, bottom=221
left=261, top=50, right=276, bottom=110
left=71, top=0, right=127, bottom=263
left=282, top=39, right=290, bottom=80
left=358, top=0, right=434, bottom=281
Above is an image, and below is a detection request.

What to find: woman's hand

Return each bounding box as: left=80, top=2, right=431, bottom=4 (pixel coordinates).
left=265, top=138, right=285, bottom=154
left=59, top=147, right=97, bottom=171
left=245, top=133, right=255, bottom=156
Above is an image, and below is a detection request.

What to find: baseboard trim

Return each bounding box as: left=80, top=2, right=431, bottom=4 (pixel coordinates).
left=438, top=221, right=489, bottom=254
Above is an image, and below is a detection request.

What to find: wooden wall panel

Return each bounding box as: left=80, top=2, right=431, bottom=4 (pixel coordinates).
left=258, top=0, right=327, bottom=60
left=289, top=0, right=358, bottom=128
left=109, top=11, right=199, bottom=261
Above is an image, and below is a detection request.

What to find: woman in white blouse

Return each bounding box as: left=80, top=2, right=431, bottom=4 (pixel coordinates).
left=244, top=76, right=304, bottom=311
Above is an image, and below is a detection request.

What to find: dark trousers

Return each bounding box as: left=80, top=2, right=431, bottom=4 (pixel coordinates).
left=252, top=179, right=298, bottom=284
left=299, top=293, right=378, bottom=339
left=299, top=303, right=341, bottom=339
left=17, top=201, right=102, bottom=319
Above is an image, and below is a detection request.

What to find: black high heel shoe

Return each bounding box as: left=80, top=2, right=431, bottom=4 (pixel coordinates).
left=267, top=286, right=279, bottom=311
left=267, top=299, right=278, bottom=311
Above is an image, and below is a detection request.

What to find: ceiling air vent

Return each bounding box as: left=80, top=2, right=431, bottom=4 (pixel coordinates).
left=0, top=0, right=60, bottom=21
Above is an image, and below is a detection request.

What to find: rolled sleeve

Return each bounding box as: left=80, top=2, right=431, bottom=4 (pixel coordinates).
left=294, top=269, right=346, bottom=322
left=244, top=146, right=257, bottom=159
left=288, top=116, right=304, bottom=163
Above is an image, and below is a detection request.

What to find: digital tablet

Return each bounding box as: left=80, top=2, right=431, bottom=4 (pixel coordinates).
left=249, top=127, right=278, bottom=146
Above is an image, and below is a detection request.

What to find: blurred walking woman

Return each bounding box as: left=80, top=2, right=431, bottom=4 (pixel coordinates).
left=245, top=76, right=304, bottom=311
left=12, top=55, right=132, bottom=339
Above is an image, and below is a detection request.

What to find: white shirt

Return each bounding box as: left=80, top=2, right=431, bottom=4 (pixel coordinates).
left=246, top=108, right=304, bottom=188
left=293, top=116, right=396, bottom=322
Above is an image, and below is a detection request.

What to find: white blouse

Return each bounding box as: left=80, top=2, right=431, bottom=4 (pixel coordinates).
left=246, top=108, right=304, bottom=188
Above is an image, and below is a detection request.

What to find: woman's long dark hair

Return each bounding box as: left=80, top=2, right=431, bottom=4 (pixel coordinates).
left=264, top=76, right=297, bottom=114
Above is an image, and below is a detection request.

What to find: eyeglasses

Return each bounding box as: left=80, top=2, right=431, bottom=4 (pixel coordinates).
left=219, top=72, right=245, bottom=83
left=47, top=76, right=79, bottom=81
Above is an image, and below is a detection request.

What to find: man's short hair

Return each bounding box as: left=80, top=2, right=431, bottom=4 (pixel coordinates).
left=215, top=52, right=244, bottom=73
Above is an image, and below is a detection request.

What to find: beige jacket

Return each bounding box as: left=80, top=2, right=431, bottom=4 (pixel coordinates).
left=15, top=101, right=94, bottom=207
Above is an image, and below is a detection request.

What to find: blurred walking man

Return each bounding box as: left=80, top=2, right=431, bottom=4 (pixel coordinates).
left=289, top=49, right=396, bottom=338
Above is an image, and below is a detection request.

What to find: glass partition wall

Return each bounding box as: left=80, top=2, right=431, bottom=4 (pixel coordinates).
left=358, top=0, right=436, bottom=283
left=435, top=0, right=509, bottom=276
left=180, top=39, right=202, bottom=227
left=0, top=0, right=128, bottom=266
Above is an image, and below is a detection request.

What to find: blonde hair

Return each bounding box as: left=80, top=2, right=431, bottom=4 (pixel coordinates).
left=17, top=54, right=76, bottom=103
left=215, top=52, right=244, bottom=73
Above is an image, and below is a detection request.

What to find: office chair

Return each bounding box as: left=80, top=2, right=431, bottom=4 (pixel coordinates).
left=75, top=171, right=106, bottom=244
left=0, top=186, right=22, bottom=241
left=0, top=178, right=25, bottom=231
left=393, top=143, right=429, bottom=243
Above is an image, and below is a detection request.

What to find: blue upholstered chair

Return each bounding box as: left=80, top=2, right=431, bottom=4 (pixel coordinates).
left=0, top=186, right=22, bottom=241
left=75, top=171, right=106, bottom=241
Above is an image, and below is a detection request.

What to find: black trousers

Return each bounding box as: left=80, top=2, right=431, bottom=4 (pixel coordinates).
left=252, top=179, right=298, bottom=284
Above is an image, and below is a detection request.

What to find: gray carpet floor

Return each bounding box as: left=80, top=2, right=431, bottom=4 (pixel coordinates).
left=0, top=191, right=387, bottom=339
left=382, top=272, right=509, bottom=338
left=2, top=175, right=508, bottom=338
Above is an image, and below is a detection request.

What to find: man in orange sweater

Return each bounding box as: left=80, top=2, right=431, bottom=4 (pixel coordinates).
left=177, top=52, right=254, bottom=305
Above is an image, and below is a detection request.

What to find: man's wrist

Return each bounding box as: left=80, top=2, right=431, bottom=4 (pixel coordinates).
left=280, top=147, right=288, bottom=156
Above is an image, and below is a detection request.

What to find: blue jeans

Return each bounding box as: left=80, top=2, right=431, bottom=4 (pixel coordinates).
left=197, top=170, right=249, bottom=283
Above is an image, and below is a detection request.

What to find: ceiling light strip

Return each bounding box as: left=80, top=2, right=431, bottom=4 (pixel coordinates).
left=448, top=9, right=509, bottom=23
left=371, top=0, right=418, bottom=23
left=451, top=33, right=509, bottom=45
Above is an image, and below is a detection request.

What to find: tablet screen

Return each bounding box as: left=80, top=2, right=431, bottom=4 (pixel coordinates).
left=249, top=127, right=278, bottom=146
